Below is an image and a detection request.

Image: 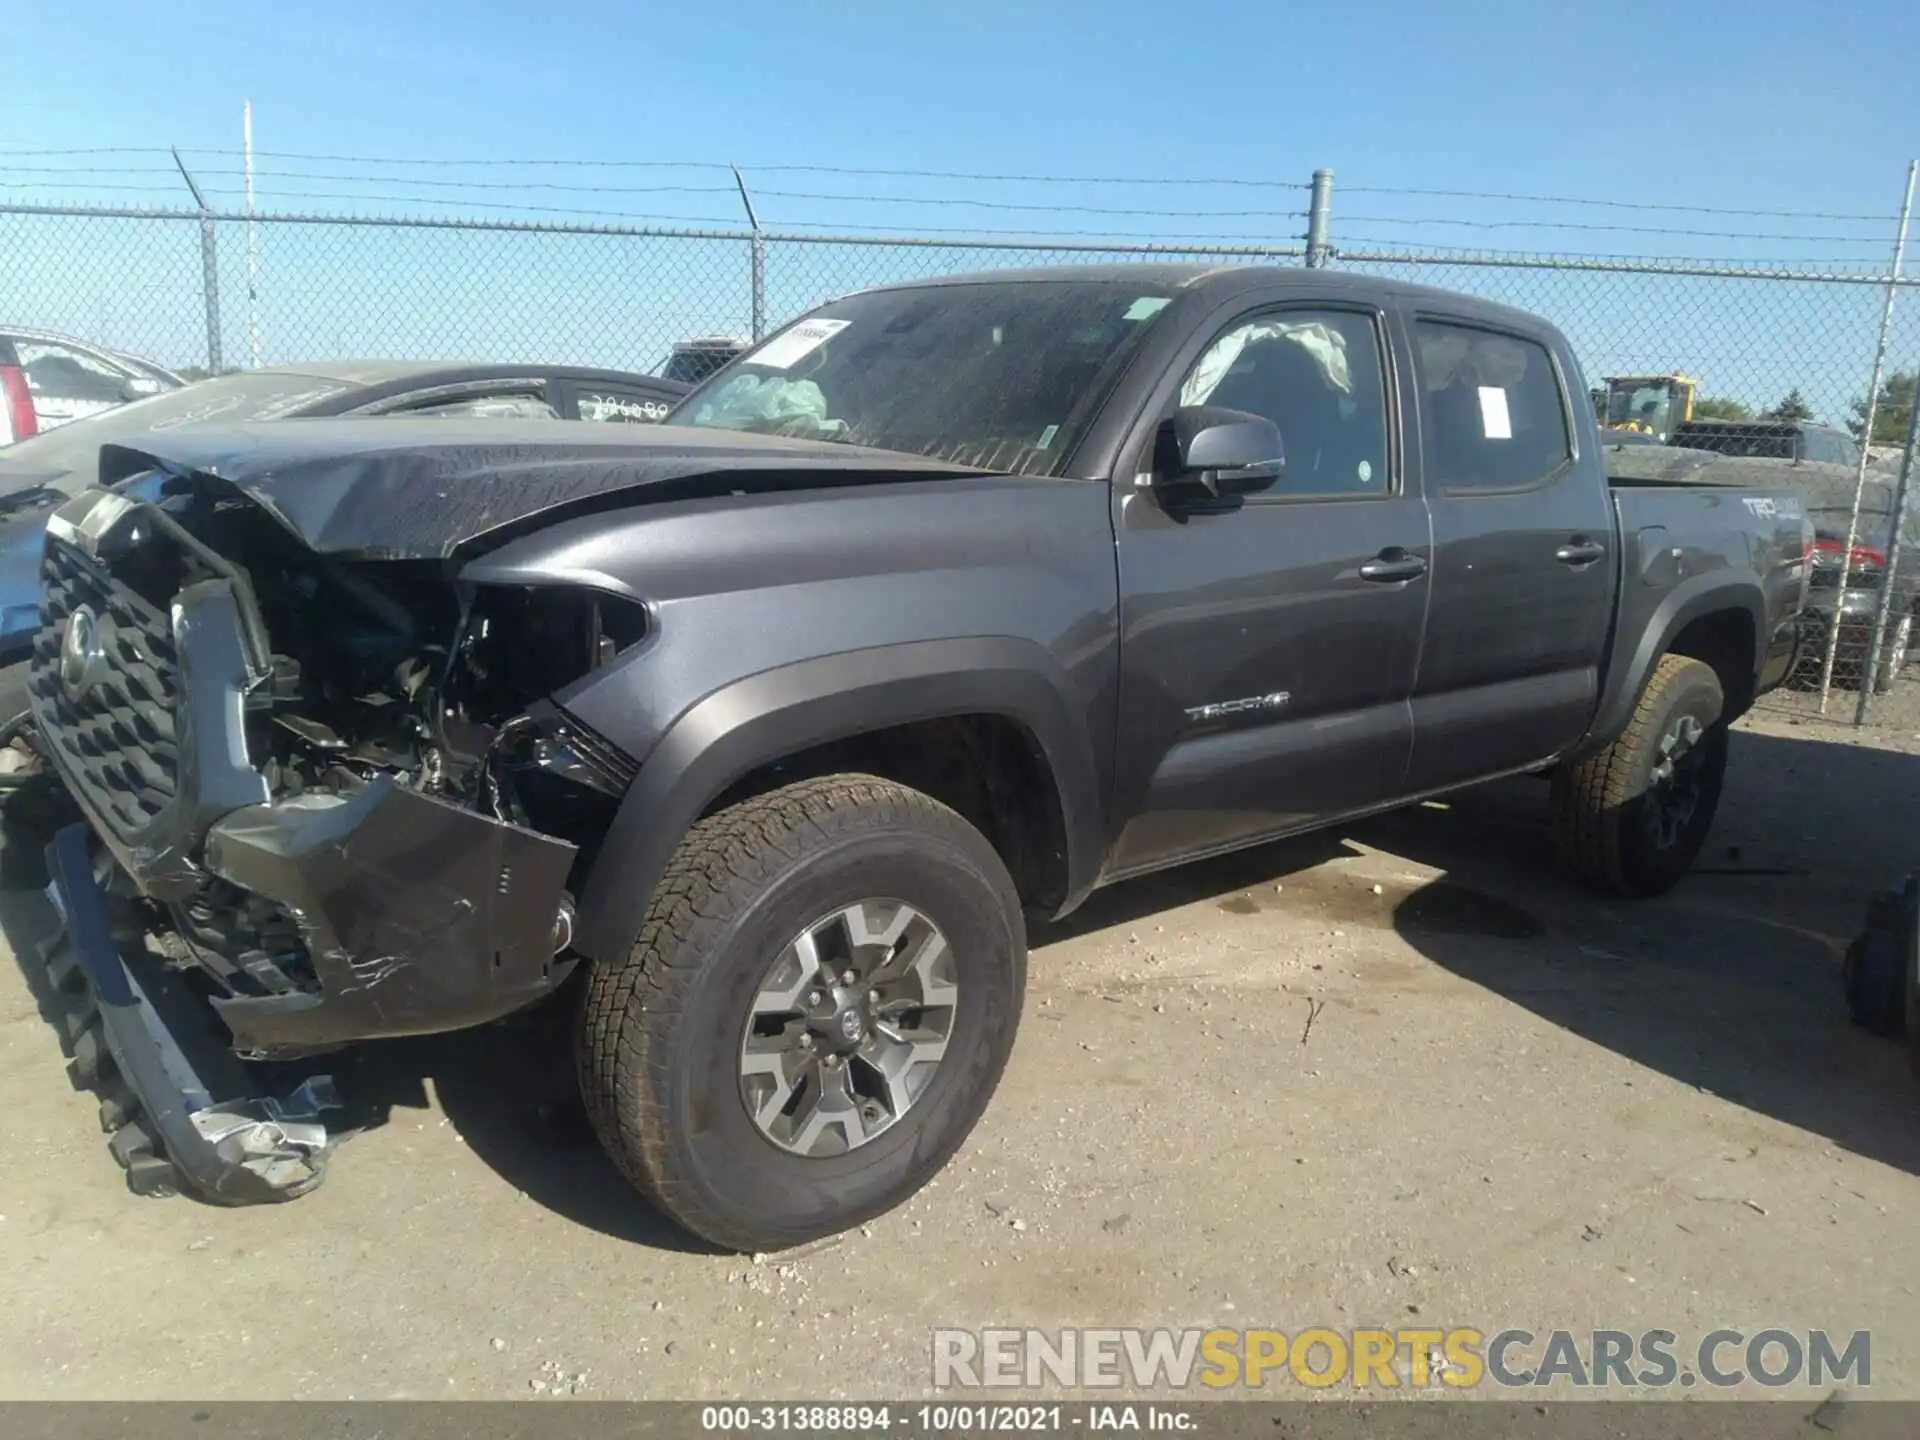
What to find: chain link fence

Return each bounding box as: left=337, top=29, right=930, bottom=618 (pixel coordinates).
left=2, top=199, right=1916, bottom=733
left=1333, top=247, right=1920, bottom=733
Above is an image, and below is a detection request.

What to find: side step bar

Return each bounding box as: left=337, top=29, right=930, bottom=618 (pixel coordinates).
left=42, top=823, right=338, bottom=1204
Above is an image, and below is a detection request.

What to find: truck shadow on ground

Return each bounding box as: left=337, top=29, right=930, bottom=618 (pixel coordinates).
left=2, top=725, right=1915, bottom=1242
left=325, top=1015, right=728, bottom=1253
left=1061, top=724, right=1920, bottom=1179
left=1356, top=727, right=1920, bottom=1179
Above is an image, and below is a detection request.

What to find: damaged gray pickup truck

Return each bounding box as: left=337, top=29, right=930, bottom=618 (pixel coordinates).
left=24, top=266, right=1810, bottom=1250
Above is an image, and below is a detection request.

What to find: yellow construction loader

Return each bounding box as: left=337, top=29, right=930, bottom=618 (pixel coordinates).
left=1592, top=373, right=1700, bottom=442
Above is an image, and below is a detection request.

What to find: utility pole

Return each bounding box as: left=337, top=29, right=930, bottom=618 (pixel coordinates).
left=170, top=147, right=223, bottom=373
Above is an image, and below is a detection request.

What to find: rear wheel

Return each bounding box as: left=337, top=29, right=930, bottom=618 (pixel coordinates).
left=1552, top=654, right=1727, bottom=897
left=577, top=774, right=1025, bottom=1251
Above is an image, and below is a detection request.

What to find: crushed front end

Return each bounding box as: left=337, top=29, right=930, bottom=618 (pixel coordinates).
left=29, top=476, right=637, bottom=1201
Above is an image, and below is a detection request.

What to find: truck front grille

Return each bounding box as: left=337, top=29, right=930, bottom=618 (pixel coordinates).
left=31, top=538, right=182, bottom=840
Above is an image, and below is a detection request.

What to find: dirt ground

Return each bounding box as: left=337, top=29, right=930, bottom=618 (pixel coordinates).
left=1, top=700, right=1918, bottom=1402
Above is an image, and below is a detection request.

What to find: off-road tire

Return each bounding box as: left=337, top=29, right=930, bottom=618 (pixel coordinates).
left=577, top=774, right=1025, bottom=1252
left=1552, top=654, right=1727, bottom=898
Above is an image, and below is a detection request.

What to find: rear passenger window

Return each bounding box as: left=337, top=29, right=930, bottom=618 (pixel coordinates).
left=1414, top=320, right=1571, bottom=491
left=1178, top=308, right=1390, bottom=497
left=393, top=393, right=558, bottom=420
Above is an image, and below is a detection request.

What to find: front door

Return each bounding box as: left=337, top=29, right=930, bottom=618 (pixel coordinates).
left=1106, top=301, right=1431, bottom=878
left=1402, top=315, right=1616, bottom=793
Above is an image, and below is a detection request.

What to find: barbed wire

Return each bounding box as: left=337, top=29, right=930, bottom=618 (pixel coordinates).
left=0, top=146, right=1899, bottom=223
left=4, top=199, right=1908, bottom=276
left=1335, top=237, right=1904, bottom=266
left=1337, top=216, right=1900, bottom=242
left=0, top=147, right=1908, bottom=269
left=1338, top=184, right=1902, bottom=221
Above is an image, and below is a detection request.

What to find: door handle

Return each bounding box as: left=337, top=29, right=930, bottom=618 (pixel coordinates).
left=1556, top=539, right=1607, bottom=566
left=1358, top=549, right=1428, bottom=583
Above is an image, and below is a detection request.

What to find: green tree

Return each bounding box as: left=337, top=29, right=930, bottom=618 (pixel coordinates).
left=1849, top=370, right=1917, bottom=445
left=1693, top=395, right=1752, bottom=421
left=1764, top=389, right=1813, bottom=423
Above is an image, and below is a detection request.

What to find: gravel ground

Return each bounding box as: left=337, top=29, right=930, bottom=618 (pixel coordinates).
left=1, top=703, right=1917, bottom=1402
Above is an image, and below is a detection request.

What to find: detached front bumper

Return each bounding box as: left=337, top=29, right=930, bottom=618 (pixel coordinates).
left=31, top=488, right=580, bottom=1062
left=42, top=822, right=338, bottom=1202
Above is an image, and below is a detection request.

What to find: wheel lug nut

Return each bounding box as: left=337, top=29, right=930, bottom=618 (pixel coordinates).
left=807, top=990, right=824, bottom=1007
left=824, top=1054, right=841, bottom=1069
left=797, top=1033, right=814, bottom=1049
left=840, top=969, right=857, bottom=986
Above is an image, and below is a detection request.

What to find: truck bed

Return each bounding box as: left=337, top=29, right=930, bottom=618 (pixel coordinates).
left=1593, top=476, right=1809, bottom=743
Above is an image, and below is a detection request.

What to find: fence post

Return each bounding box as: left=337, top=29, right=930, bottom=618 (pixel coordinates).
left=1819, top=157, right=1916, bottom=713
left=1305, top=169, right=1334, bottom=268
left=170, top=147, right=224, bottom=372
left=751, top=234, right=767, bottom=342
left=1855, top=372, right=1920, bottom=714
left=732, top=165, right=767, bottom=341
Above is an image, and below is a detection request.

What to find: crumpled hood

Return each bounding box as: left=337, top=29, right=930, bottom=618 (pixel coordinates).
left=100, top=418, right=987, bottom=560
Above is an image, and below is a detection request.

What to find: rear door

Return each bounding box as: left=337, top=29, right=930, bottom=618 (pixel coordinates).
left=353, top=378, right=562, bottom=420
left=1105, top=293, right=1431, bottom=876
left=1402, top=312, right=1616, bottom=792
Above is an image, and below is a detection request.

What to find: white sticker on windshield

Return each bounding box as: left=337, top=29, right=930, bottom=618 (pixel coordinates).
left=1477, top=386, right=1513, bottom=440
left=749, top=318, right=850, bottom=371
left=1124, top=296, right=1171, bottom=321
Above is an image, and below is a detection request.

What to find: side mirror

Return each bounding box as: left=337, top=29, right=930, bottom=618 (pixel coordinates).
left=1162, top=406, right=1285, bottom=502
left=120, top=376, right=162, bottom=402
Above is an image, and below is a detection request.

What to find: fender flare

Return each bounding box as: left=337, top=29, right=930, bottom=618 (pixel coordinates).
left=1583, top=574, right=1768, bottom=753
left=570, top=637, right=1105, bottom=962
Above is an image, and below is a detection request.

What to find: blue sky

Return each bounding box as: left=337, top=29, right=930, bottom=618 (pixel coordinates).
left=6, top=0, right=1918, bottom=248
left=3, top=0, right=1919, bottom=415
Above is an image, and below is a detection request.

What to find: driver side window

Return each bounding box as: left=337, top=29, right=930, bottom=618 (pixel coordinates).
left=1179, top=308, right=1390, bottom=497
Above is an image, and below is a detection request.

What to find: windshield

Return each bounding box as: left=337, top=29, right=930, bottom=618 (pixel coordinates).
left=670, top=280, right=1177, bottom=475
left=1604, top=381, right=1674, bottom=429
left=0, top=371, right=354, bottom=498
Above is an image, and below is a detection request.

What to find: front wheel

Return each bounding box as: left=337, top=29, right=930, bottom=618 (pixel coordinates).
left=577, top=774, right=1026, bottom=1252
left=1552, top=654, right=1728, bottom=897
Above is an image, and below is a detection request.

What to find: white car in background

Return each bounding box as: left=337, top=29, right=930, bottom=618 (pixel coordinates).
left=0, top=326, right=185, bottom=438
